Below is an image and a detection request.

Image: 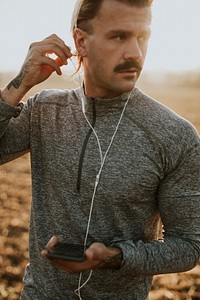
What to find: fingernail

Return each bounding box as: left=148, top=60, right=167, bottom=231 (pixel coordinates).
left=41, top=250, right=47, bottom=257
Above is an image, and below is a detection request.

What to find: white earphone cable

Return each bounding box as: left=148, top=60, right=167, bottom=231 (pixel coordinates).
left=69, top=57, right=131, bottom=299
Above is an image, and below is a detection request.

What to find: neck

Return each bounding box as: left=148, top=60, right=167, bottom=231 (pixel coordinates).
left=83, top=81, right=123, bottom=99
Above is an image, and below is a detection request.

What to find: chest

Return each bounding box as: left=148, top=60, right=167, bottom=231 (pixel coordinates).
left=31, top=104, right=163, bottom=201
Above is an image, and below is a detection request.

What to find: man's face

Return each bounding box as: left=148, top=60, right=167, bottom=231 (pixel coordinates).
left=82, top=0, right=152, bottom=98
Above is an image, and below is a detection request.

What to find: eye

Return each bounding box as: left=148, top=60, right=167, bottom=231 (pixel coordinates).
left=138, top=34, right=150, bottom=44
left=112, top=34, right=126, bottom=42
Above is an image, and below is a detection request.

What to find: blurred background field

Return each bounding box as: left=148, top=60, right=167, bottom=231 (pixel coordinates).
left=0, top=71, right=200, bottom=300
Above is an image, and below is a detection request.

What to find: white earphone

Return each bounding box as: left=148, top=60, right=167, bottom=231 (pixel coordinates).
left=69, top=57, right=131, bottom=300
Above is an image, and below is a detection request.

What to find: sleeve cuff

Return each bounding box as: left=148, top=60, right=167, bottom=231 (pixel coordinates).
left=0, top=98, right=24, bottom=119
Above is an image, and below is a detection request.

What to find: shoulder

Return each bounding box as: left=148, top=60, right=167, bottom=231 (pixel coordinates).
left=132, top=89, right=197, bottom=134
left=133, top=88, right=186, bottom=125
left=23, top=88, right=82, bottom=111
left=132, top=88, right=199, bottom=143
left=29, top=87, right=82, bottom=107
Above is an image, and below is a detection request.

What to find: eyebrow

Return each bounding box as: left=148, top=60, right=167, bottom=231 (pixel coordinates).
left=106, top=28, right=151, bottom=37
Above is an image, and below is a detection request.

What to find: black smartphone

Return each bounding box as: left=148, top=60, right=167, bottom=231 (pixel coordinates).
left=47, top=242, right=85, bottom=262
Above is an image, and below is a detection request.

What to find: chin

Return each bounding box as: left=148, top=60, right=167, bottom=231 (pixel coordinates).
left=119, top=75, right=138, bottom=91
left=118, top=81, right=137, bottom=94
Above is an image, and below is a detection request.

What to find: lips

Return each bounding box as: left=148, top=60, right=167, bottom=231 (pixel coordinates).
left=117, top=69, right=139, bottom=77
left=118, top=68, right=137, bottom=73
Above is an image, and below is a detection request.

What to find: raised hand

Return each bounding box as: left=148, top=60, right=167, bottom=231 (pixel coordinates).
left=1, top=34, right=72, bottom=105
left=9, top=34, right=72, bottom=89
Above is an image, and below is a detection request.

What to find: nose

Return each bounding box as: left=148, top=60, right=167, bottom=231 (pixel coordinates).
left=123, top=38, right=143, bottom=61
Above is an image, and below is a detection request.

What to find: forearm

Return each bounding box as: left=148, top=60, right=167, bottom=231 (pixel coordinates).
left=115, top=237, right=200, bottom=276
left=1, top=75, right=31, bottom=106
left=0, top=95, right=31, bottom=164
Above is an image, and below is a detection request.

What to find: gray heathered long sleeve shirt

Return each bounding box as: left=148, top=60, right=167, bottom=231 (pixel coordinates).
left=0, top=87, right=200, bottom=300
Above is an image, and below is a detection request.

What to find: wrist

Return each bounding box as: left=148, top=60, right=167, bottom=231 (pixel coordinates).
left=98, top=247, right=123, bottom=270
left=1, top=83, right=30, bottom=106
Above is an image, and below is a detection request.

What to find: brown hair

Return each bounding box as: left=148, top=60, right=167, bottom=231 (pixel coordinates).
left=72, top=0, right=153, bottom=70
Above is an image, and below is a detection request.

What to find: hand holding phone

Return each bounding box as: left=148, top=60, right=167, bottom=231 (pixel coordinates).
left=42, top=237, right=122, bottom=274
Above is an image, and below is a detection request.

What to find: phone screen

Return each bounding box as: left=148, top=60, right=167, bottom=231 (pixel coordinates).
left=47, top=242, right=85, bottom=262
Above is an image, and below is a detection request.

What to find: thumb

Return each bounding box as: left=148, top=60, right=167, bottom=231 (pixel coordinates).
left=85, top=243, right=108, bottom=261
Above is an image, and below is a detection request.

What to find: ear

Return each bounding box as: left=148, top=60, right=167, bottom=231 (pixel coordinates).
left=73, top=28, right=87, bottom=58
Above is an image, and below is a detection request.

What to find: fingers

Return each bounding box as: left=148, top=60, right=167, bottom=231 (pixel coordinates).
left=41, top=235, right=59, bottom=257
left=85, top=243, right=108, bottom=261
left=85, top=243, right=121, bottom=262
left=46, top=235, right=59, bottom=248
left=38, top=55, right=63, bottom=76
left=31, top=33, right=71, bottom=56
left=29, top=34, right=72, bottom=74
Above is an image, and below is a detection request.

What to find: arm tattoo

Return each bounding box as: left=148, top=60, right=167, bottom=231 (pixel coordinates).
left=99, top=251, right=123, bottom=270
left=7, top=64, right=28, bottom=90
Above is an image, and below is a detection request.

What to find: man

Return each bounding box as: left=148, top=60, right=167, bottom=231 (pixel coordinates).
left=0, top=0, right=200, bottom=299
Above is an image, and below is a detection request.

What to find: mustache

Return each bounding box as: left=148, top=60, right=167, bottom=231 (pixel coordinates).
left=114, top=60, right=142, bottom=72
